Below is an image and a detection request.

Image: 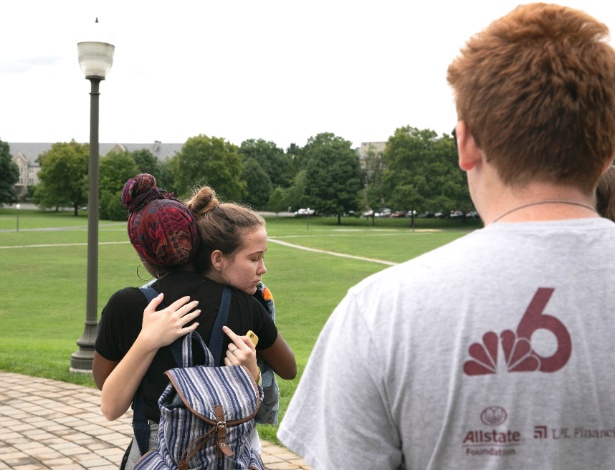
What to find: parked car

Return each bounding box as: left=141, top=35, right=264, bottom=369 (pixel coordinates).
left=391, top=211, right=407, bottom=218
left=375, top=208, right=392, bottom=217
left=362, top=210, right=374, bottom=217
left=294, top=208, right=315, bottom=217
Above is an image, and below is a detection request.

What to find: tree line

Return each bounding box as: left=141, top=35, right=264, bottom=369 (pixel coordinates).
left=0, top=126, right=474, bottom=223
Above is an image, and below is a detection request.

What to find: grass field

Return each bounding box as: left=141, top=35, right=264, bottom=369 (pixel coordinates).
left=0, top=207, right=482, bottom=442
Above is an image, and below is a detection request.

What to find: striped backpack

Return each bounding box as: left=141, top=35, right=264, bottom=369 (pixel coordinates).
left=135, top=330, right=264, bottom=470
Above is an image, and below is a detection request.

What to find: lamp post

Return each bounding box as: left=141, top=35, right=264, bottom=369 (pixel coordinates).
left=15, top=204, right=20, bottom=232
left=70, top=40, right=114, bottom=373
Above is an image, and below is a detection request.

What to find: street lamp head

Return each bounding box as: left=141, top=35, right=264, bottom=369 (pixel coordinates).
left=77, top=41, right=115, bottom=79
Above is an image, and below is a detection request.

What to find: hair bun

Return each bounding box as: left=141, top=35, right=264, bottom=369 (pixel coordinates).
left=186, top=186, right=219, bottom=215
left=122, top=173, right=159, bottom=213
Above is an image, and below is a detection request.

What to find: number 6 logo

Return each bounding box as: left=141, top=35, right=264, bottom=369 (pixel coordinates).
left=464, top=288, right=572, bottom=375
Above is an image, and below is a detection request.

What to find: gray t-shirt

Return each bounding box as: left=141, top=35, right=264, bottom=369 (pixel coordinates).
left=278, top=218, right=615, bottom=469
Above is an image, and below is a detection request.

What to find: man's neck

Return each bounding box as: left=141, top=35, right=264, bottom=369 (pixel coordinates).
left=480, top=183, right=597, bottom=225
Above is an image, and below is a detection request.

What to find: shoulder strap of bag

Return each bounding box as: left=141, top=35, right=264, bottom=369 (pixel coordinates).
left=168, top=285, right=231, bottom=367
left=209, top=286, right=232, bottom=366
left=131, top=284, right=162, bottom=456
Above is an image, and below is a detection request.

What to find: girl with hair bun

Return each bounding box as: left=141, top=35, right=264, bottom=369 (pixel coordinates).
left=185, top=185, right=297, bottom=450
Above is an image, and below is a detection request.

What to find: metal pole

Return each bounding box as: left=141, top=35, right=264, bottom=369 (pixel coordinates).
left=16, top=204, right=20, bottom=232
left=71, top=76, right=102, bottom=372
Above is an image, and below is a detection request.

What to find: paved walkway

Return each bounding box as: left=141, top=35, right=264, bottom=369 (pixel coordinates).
left=0, top=372, right=311, bottom=470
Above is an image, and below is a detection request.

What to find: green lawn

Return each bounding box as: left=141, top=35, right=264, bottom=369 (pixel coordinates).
left=0, top=208, right=481, bottom=442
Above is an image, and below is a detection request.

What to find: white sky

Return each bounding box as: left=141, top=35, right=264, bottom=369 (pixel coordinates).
left=1, top=1, right=614, bottom=150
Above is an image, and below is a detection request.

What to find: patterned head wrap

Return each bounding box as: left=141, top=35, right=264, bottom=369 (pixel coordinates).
left=122, top=173, right=200, bottom=268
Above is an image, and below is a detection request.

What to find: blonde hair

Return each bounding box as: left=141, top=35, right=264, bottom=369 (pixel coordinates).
left=185, top=186, right=265, bottom=274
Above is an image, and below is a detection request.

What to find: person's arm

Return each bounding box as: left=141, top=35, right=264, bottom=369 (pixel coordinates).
left=252, top=284, right=297, bottom=380
left=258, top=333, right=297, bottom=380
left=93, top=294, right=200, bottom=421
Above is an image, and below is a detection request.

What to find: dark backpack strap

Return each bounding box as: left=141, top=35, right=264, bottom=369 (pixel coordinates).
left=132, top=285, right=162, bottom=456
left=210, top=286, right=232, bottom=366
left=169, top=286, right=232, bottom=367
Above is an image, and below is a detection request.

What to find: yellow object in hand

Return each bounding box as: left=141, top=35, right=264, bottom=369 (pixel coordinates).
left=246, top=330, right=258, bottom=346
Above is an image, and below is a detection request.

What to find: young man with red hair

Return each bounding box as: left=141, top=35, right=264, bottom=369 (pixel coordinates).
left=279, top=4, right=615, bottom=468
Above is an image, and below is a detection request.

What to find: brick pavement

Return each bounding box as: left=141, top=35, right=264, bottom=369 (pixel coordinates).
left=0, top=372, right=311, bottom=470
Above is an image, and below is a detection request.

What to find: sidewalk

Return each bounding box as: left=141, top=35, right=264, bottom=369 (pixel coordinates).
left=0, top=372, right=311, bottom=470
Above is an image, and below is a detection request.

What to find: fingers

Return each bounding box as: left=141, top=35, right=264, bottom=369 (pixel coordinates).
left=168, top=296, right=198, bottom=314
left=144, top=293, right=165, bottom=313
left=223, top=326, right=257, bottom=372
left=222, top=326, right=255, bottom=352
left=222, top=325, right=241, bottom=346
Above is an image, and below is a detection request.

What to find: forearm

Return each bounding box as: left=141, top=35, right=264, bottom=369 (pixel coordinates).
left=258, top=333, right=297, bottom=379
left=100, top=336, right=159, bottom=421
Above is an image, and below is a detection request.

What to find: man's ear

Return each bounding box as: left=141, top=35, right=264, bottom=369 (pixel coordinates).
left=456, top=121, right=481, bottom=171
left=601, top=157, right=614, bottom=175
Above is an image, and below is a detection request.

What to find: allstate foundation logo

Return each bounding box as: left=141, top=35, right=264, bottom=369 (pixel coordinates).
left=463, top=288, right=572, bottom=375
left=481, top=406, right=508, bottom=427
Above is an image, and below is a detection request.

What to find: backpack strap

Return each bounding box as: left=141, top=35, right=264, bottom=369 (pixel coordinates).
left=168, top=286, right=231, bottom=367
left=209, top=286, right=232, bottom=366
left=132, top=285, right=162, bottom=456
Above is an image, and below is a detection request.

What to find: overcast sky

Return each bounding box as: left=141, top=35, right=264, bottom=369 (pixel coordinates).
left=1, top=1, right=614, bottom=150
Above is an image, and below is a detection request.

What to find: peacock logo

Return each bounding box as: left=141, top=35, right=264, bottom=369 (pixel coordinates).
left=464, top=288, right=572, bottom=376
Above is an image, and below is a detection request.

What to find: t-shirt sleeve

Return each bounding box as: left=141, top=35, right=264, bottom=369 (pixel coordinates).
left=277, top=292, right=402, bottom=469
left=95, top=287, right=147, bottom=361
left=251, top=296, right=278, bottom=350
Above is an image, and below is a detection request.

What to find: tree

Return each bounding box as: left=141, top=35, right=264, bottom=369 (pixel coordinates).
left=131, top=148, right=159, bottom=176
left=241, top=158, right=273, bottom=210
left=302, top=133, right=361, bottom=224
left=0, top=140, right=19, bottom=206
left=382, top=127, right=472, bottom=214
left=99, top=151, right=139, bottom=220
left=284, top=169, right=310, bottom=212
left=100, top=151, right=140, bottom=194
left=155, top=160, right=176, bottom=194
left=169, top=135, right=246, bottom=200
left=267, top=187, right=287, bottom=214
left=360, top=143, right=386, bottom=211
left=35, top=141, right=89, bottom=215
left=239, top=139, right=293, bottom=189
left=286, top=143, right=303, bottom=180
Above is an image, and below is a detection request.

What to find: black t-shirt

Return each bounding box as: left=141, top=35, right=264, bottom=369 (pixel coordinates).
left=95, top=271, right=277, bottom=421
